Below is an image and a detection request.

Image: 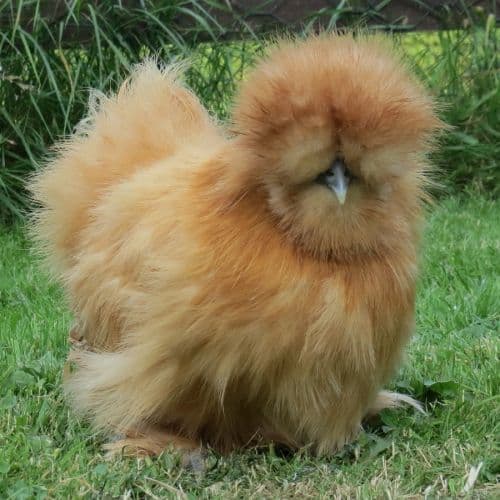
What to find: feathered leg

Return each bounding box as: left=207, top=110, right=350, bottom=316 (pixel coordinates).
left=103, top=424, right=200, bottom=458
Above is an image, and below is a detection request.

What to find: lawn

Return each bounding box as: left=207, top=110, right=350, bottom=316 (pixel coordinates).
left=0, top=193, right=498, bottom=498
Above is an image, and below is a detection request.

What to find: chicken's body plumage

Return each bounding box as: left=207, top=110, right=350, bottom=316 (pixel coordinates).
left=30, top=35, right=443, bottom=456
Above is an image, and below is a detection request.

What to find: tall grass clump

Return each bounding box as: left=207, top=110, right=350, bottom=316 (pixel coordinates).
left=403, top=17, right=499, bottom=194
left=0, top=0, right=259, bottom=221
left=0, top=1, right=498, bottom=222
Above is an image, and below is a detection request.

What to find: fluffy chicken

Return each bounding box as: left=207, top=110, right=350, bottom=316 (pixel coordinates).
left=30, top=34, right=444, bottom=457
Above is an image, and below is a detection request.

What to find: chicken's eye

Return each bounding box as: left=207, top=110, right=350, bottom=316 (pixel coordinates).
left=347, top=170, right=359, bottom=183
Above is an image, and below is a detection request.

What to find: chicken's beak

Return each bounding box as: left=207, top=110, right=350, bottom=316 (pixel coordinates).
left=326, top=159, right=349, bottom=205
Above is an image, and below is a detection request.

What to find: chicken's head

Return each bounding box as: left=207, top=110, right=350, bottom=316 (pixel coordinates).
left=232, top=34, right=446, bottom=260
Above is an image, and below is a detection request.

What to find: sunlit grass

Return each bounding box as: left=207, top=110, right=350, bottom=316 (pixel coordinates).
left=0, top=194, right=498, bottom=497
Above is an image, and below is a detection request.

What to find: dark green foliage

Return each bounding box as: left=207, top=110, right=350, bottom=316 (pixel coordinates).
left=411, top=21, right=499, bottom=194
left=0, top=1, right=498, bottom=222
left=0, top=0, right=259, bottom=221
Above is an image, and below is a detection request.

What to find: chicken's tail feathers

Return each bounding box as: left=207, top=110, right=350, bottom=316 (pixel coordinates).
left=367, top=390, right=426, bottom=417
left=28, top=60, right=218, bottom=274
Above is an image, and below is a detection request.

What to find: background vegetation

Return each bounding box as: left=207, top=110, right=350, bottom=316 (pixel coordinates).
left=0, top=0, right=499, bottom=222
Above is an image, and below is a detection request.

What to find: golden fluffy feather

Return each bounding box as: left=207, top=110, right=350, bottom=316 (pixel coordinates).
left=29, top=34, right=444, bottom=456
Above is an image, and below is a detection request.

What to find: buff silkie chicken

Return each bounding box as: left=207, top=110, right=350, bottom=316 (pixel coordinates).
left=30, top=33, right=444, bottom=458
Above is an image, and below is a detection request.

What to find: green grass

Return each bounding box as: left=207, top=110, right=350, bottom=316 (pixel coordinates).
left=1, top=194, right=498, bottom=498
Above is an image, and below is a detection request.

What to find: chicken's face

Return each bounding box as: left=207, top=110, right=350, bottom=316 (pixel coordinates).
left=232, top=35, right=445, bottom=259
